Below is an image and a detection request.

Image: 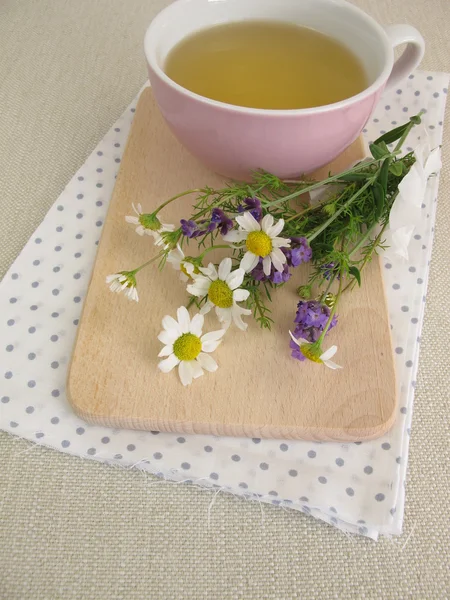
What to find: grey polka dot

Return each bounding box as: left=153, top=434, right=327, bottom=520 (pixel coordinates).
left=52, top=312, right=59, bottom=318
left=444, top=88, right=448, bottom=94
left=73, top=319, right=79, bottom=326
left=7, top=319, right=15, bottom=326
left=177, top=437, right=186, bottom=443
left=288, top=469, right=297, bottom=477
left=204, top=445, right=213, bottom=452
left=5, top=371, right=13, bottom=379
left=96, top=200, right=103, bottom=207
left=402, top=107, right=408, bottom=112
left=401, top=306, right=409, bottom=312
left=392, top=283, right=400, bottom=290
left=396, top=457, right=402, bottom=464
left=335, top=458, right=344, bottom=467
left=51, top=389, right=60, bottom=397
left=96, top=183, right=103, bottom=188
left=373, top=118, right=379, bottom=123
left=114, top=127, right=120, bottom=132
left=268, top=490, right=278, bottom=497
left=127, top=444, right=136, bottom=451
left=28, top=326, right=36, bottom=334
left=414, top=91, right=420, bottom=96
left=6, top=344, right=14, bottom=352
left=260, top=462, right=269, bottom=470
left=131, top=107, right=135, bottom=112
left=35, top=238, right=42, bottom=244
left=364, top=466, right=373, bottom=474
left=96, top=168, right=103, bottom=173
left=54, top=245, right=62, bottom=252
left=74, top=273, right=81, bottom=279
left=74, top=252, right=82, bottom=258
left=78, top=175, right=84, bottom=181
left=390, top=508, right=396, bottom=516
left=1, top=396, right=10, bottom=403
left=51, top=417, right=59, bottom=424
left=28, top=352, right=36, bottom=360
left=308, top=450, right=316, bottom=459
left=153, top=452, right=162, bottom=459
left=400, top=407, right=407, bottom=414
left=385, top=263, right=392, bottom=269
left=280, top=443, right=288, bottom=452
left=114, top=142, right=120, bottom=148
left=359, top=526, right=368, bottom=535
left=30, top=304, right=38, bottom=311
left=375, top=493, right=385, bottom=502
left=231, top=454, right=241, bottom=462
left=114, top=454, right=123, bottom=460
left=53, top=266, right=60, bottom=272
left=76, top=233, right=83, bottom=240
left=433, top=92, right=439, bottom=98
left=406, top=360, right=413, bottom=368
left=239, top=482, right=248, bottom=489
left=61, top=440, right=70, bottom=448
left=300, top=496, right=309, bottom=502
left=50, top=335, right=58, bottom=342
left=414, top=234, right=421, bottom=240
left=346, top=487, right=355, bottom=497
left=76, top=213, right=83, bottom=219
left=36, top=432, right=44, bottom=439
left=101, top=437, right=110, bottom=444
left=31, top=281, right=39, bottom=288
left=181, top=462, right=190, bottom=470
left=28, top=380, right=36, bottom=388
left=396, top=89, right=402, bottom=94
left=382, top=442, right=391, bottom=450
left=87, top=448, right=96, bottom=455
left=330, top=516, right=337, bottom=524
left=385, top=105, right=390, bottom=110
left=51, top=361, right=59, bottom=370
left=318, top=476, right=327, bottom=484
left=77, top=193, right=84, bottom=200
left=9, top=297, right=17, bottom=304
left=210, top=472, right=219, bottom=480
left=411, top=317, right=418, bottom=324
left=409, top=74, right=414, bottom=79
left=10, top=421, right=18, bottom=428
left=76, top=427, right=85, bottom=435
left=354, top=441, right=362, bottom=446
left=97, top=151, right=103, bottom=156
left=151, top=431, right=160, bottom=435
left=74, top=296, right=81, bottom=303
left=52, top=289, right=59, bottom=296
left=409, top=266, right=416, bottom=272
left=115, top=158, right=121, bottom=163
left=25, top=406, right=34, bottom=414
left=33, top=259, right=40, bottom=266
left=395, top=347, right=403, bottom=354
left=329, top=506, right=337, bottom=513
left=252, top=438, right=261, bottom=444
left=57, top=205, right=64, bottom=211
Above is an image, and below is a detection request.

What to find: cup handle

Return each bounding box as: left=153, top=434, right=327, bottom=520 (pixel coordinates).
left=384, top=24, right=425, bottom=90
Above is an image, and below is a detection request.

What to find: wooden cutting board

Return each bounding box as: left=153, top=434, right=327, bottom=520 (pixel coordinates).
left=67, top=88, right=397, bottom=441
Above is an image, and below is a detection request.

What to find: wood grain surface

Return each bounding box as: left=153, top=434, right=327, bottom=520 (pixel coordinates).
left=67, top=88, right=397, bottom=441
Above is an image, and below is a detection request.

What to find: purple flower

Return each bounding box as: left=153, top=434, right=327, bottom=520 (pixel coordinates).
left=180, top=219, right=207, bottom=239
left=207, top=208, right=233, bottom=236
left=286, top=237, right=312, bottom=267
left=251, top=258, right=291, bottom=284
left=291, top=300, right=337, bottom=361
left=237, top=197, right=262, bottom=222
left=321, top=262, right=340, bottom=280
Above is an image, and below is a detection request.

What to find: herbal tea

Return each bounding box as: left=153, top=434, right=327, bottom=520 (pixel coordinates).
left=164, top=21, right=368, bottom=110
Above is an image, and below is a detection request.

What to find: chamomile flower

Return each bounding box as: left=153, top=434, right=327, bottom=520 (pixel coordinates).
left=106, top=271, right=139, bottom=302
left=223, top=212, right=291, bottom=276
left=289, top=332, right=342, bottom=370
left=166, top=244, right=197, bottom=282
left=125, top=203, right=174, bottom=245
left=157, top=307, right=225, bottom=386
left=187, top=258, right=251, bottom=330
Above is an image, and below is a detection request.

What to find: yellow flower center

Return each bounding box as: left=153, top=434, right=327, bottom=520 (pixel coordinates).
left=208, top=280, right=233, bottom=308
left=246, top=231, right=272, bottom=258
left=300, top=345, right=323, bottom=363
left=173, top=333, right=202, bottom=361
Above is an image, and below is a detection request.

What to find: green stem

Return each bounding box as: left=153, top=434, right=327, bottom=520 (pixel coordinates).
left=318, top=269, right=343, bottom=344
left=198, top=244, right=229, bottom=258
left=154, top=189, right=204, bottom=215
left=307, top=178, right=374, bottom=244
left=348, top=224, right=377, bottom=257
left=133, top=252, right=163, bottom=274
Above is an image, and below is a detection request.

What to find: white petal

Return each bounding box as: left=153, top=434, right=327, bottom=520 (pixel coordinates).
left=241, top=251, right=259, bottom=273
left=190, top=360, right=204, bottom=379
left=161, top=222, right=175, bottom=232
left=177, top=306, right=191, bottom=333
left=134, top=203, right=142, bottom=215
left=232, top=304, right=251, bottom=331
left=200, top=301, right=213, bottom=315
left=183, top=262, right=195, bottom=276
left=215, top=307, right=232, bottom=330
left=178, top=361, right=193, bottom=386
left=226, top=268, right=245, bottom=290
left=218, top=257, right=232, bottom=281
left=196, top=352, right=218, bottom=372
left=323, top=359, right=343, bottom=370
left=187, top=278, right=211, bottom=297
left=106, top=274, right=120, bottom=283
left=162, top=315, right=181, bottom=334
left=223, top=230, right=248, bottom=243
left=424, top=147, right=442, bottom=178
left=262, top=256, right=272, bottom=276
left=157, top=330, right=178, bottom=345
left=233, top=289, right=250, bottom=302
left=201, top=340, right=222, bottom=353
left=236, top=211, right=261, bottom=232
left=158, top=353, right=180, bottom=373
left=289, top=331, right=309, bottom=347
left=125, top=216, right=139, bottom=225
left=320, top=345, right=338, bottom=361
left=179, top=272, right=189, bottom=282
left=189, top=313, right=204, bottom=336
left=136, top=225, right=145, bottom=236
left=167, top=247, right=183, bottom=267
left=201, top=329, right=226, bottom=343
left=199, top=263, right=218, bottom=280
left=272, top=236, right=291, bottom=248
left=266, top=218, right=284, bottom=238
left=270, top=247, right=286, bottom=272
left=158, top=344, right=174, bottom=357
left=261, top=214, right=274, bottom=233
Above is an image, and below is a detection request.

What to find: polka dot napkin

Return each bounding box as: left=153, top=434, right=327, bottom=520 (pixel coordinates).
left=1, top=71, right=448, bottom=540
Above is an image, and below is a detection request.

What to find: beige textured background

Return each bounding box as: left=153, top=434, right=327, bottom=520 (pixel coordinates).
left=0, top=0, right=449, bottom=598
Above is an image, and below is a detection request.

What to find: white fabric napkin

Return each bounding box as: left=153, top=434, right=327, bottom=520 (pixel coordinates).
left=1, top=71, right=448, bottom=540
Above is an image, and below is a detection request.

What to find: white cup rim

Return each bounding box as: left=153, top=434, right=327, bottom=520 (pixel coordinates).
left=144, top=0, right=394, bottom=116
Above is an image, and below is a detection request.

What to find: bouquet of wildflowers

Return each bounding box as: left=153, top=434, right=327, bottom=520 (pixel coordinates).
left=107, top=115, right=441, bottom=385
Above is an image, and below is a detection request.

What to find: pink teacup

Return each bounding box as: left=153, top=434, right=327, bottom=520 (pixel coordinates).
left=144, top=0, right=424, bottom=179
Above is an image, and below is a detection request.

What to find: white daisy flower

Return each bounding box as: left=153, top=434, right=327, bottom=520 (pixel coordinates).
left=187, top=258, right=251, bottom=331
left=289, top=332, right=342, bottom=370
left=157, top=307, right=225, bottom=386
left=223, top=212, right=290, bottom=276
left=106, top=271, right=139, bottom=302
left=125, top=203, right=174, bottom=245
left=166, top=244, right=196, bottom=282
